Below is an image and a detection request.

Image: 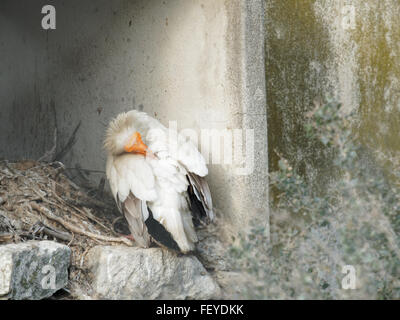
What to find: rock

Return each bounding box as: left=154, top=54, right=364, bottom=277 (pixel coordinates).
left=0, top=241, right=71, bottom=300
left=86, top=246, right=221, bottom=300
left=215, top=271, right=248, bottom=299
left=196, top=228, right=231, bottom=272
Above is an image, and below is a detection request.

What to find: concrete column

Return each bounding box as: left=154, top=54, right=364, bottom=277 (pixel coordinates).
left=266, top=0, right=400, bottom=184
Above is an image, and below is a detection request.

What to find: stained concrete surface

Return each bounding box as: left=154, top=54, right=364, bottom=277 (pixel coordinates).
left=266, top=0, right=400, bottom=185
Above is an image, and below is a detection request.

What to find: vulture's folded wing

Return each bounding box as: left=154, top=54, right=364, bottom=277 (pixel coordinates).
left=187, top=172, right=214, bottom=225
left=120, top=193, right=151, bottom=248
left=107, top=153, right=157, bottom=248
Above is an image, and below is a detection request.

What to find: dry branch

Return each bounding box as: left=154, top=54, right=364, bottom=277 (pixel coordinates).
left=30, top=202, right=132, bottom=246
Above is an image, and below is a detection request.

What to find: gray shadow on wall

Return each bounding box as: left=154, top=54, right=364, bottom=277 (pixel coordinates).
left=0, top=0, right=159, bottom=166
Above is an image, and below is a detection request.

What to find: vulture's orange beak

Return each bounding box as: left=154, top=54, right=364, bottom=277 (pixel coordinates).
left=124, top=132, right=148, bottom=155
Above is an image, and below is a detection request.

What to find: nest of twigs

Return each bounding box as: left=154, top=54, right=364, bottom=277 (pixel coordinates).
left=0, top=160, right=133, bottom=298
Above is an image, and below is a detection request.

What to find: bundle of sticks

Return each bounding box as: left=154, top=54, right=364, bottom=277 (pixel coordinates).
left=0, top=159, right=132, bottom=297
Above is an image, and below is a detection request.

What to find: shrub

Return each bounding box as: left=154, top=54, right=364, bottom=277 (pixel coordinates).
left=229, top=99, right=400, bottom=299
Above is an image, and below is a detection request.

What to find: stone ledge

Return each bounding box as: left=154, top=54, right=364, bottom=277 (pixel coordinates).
left=86, top=246, right=221, bottom=300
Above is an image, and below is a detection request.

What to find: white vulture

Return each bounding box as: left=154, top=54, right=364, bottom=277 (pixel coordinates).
left=104, top=110, right=214, bottom=254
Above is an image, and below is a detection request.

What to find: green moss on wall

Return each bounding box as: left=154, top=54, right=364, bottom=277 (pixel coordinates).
left=266, top=0, right=400, bottom=185
left=353, top=1, right=400, bottom=168
left=265, top=0, right=333, bottom=184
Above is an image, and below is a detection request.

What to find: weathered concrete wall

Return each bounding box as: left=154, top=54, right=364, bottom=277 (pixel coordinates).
left=0, top=1, right=268, bottom=235
left=266, top=0, right=400, bottom=181
left=0, top=1, right=57, bottom=160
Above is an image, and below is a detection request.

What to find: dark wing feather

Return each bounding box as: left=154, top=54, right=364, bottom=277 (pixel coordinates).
left=120, top=192, right=151, bottom=248
left=187, top=172, right=214, bottom=226
left=118, top=193, right=182, bottom=252
left=145, top=208, right=181, bottom=253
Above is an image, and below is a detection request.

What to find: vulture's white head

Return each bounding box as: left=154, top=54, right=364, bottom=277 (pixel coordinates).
left=104, top=111, right=148, bottom=156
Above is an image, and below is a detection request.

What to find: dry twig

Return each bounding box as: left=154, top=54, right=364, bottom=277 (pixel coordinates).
left=30, top=202, right=132, bottom=246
